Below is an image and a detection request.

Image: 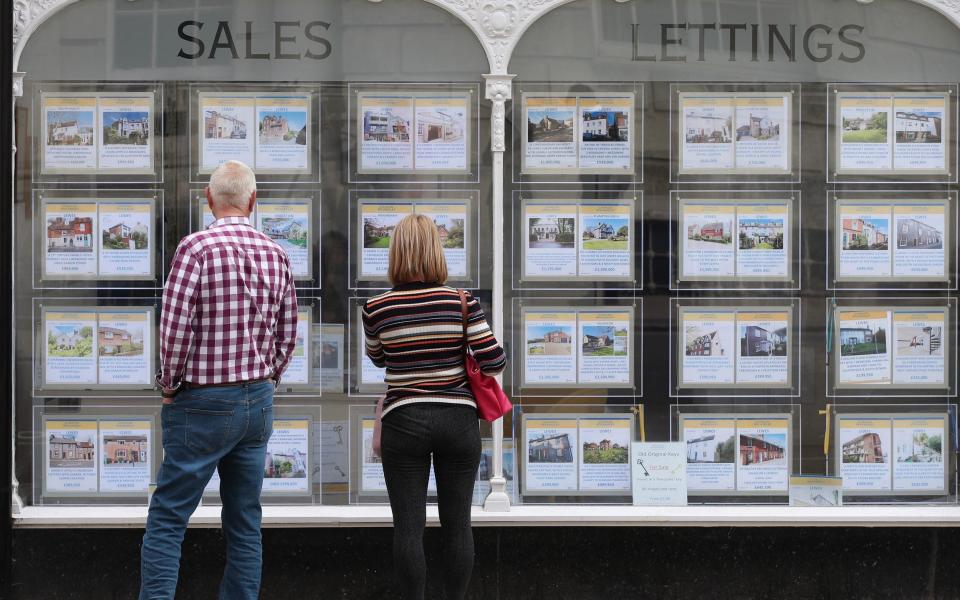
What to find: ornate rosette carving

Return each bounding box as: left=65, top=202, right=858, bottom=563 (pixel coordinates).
left=426, top=0, right=570, bottom=73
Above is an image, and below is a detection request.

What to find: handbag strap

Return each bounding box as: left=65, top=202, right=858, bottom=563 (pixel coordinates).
left=457, top=289, right=469, bottom=362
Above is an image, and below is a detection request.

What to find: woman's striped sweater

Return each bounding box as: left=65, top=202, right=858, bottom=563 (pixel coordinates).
left=362, top=282, right=507, bottom=417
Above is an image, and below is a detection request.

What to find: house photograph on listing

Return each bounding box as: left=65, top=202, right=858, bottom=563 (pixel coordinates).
left=48, top=433, right=96, bottom=468
left=582, top=217, right=629, bottom=251
left=102, top=434, right=149, bottom=465
left=527, top=324, right=573, bottom=356
left=103, top=111, right=150, bottom=145
left=528, top=432, right=574, bottom=463
left=528, top=107, right=575, bottom=144
left=258, top=111, right=308, bottom=146
left=205, top=110, right=248, bottom=140
left=687, top=215, right=733, bottom=250
left=529, top=217, right=575, bottom=249
left=684, top=108, right=732, bottom=143
left=896, top=217, right=943, bottom=250
left=47, top=111, right=95, bottom=146
left=686, top=431, right=736, bottom=464
left=842, top=217, right=889, bottom=251
left=48, top=216, right=94, bottom=253
left=363, top=108, right=411, bottom=143
left=739, top=432, right=786, bottom=467
left=416, top=109, right=466, bottom=144
left=102, top=219, right=148, bottom=251
left=581, top=108, right=629, bottom=142
left=98, top=324, right=144, bottom=357
left=895, top=110, right=943, bottom=143
left=842, top=431, right=886, bottom=464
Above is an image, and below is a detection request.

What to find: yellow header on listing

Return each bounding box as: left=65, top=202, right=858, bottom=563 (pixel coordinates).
left=735, top=96, right=786, bottom=108
left=361, top=96, right=414, bottom=109
left=46, top=96, right=97, bottom=109
left=99, top=96, right=151, bottom=110
left=682, top=96, right=735, bottom=108
left=46, top=311, right=97, bottom=322
left=416, top=96, right=468, bottom=110
left=839, top=310, right=889, bottom=321
left=685, top=203, right=736, bottom=215
left=737, top=311, right=789, bottom=322
left=100, top=420, right=151, bottom=431
left=894, top=96, right=946, bottom=111
left=525, top=312, right=576, bottom=322
left=581, top=96, right=632, bottom=110
left=893, top=311, right=944, bottom=322
left=580, top=418, right=631, bottom=430
left=99, top=311, right=149, bottom=323
left=894, top=418, right=944, bottom=429
left=47, top=420, right=97, bottom=431
left=526, top=96, right=577, bottom=109
left=203, top=96, right=255, bottom=108
left=581, top=204, right=631, bottom=217
left=685, top=419, right=735, bottom=429
left=258, top=97, right=310, bottom=110
left=740, top=203, right=788, bottom=215
left=839, top=418, right=891, bottom=429
left=840, top=96, right=892, bottom=110
left=527, top=419, right=577, bottom=430
left=578, top=311, right=630, bottom=323
left=739, top=419, right=788, bottom=429
left=275, top=419, right=310, bottom=430
left=839, top=204, right=891, bottom=216
left=46, top=203, right=96, bottom=214
left=362, top=203, right=414, bottom=216
left=526, top=203, right=577, bottom=217
left=685, top=311, right=735, bottom=322
left=893, top=204, right=946, bottom=215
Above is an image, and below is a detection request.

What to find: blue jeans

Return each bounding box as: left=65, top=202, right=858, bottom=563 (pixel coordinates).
left=139, top=381, right=274, bottom=600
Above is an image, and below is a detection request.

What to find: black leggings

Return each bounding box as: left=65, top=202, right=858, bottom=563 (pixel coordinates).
left=380, top=403, right=481, bottom=600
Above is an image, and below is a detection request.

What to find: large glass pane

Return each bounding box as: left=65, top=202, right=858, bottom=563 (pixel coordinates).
left=15, top=0, right=492, bottom=507
left=506, top=0, right=960, bottom=506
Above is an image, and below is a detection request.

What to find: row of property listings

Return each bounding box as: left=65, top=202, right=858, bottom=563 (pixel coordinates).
left=35, top=84, right=957, bottom=182
left=38, top=409, right=950, bottom=504
left=36, top=302, right=953, bottom=395
left=36, top=191, right=957, bottom=291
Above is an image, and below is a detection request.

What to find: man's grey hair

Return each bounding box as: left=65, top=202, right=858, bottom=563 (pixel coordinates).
left=208, top=160, right=257, bottom=211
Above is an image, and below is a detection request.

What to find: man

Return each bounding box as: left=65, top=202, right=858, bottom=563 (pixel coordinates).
left=140, top=160, right=298, bottom=600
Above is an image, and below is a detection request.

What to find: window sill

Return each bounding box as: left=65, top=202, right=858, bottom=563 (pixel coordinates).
left=12, top=504, right=960, bottom=529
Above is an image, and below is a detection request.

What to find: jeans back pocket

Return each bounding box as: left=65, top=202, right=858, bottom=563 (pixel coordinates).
left=184, top=407, right=235, bottom=454
left=260, top=405, right=274, bottom=443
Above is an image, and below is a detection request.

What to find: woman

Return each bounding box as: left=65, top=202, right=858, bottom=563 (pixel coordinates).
left=362, top=214, right=506, bottom=600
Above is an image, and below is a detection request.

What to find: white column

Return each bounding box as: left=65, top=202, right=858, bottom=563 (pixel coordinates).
left=10, top=72, right=24, bottom=517
left=482, top=73, right=514, bottom=512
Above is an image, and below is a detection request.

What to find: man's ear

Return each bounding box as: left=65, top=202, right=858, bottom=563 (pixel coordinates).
left=248, top=190, right=258, bottom=214
left=206, top=187, right=214, bottom=212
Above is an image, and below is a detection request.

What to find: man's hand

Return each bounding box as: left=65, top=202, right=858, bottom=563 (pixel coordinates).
left=161, top=387, right=178, bottom=404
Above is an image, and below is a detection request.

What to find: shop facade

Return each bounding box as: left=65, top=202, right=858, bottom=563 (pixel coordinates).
left=5, top=0, right=960, bottom=595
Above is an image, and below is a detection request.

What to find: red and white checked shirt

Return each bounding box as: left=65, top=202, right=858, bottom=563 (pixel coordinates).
left=157, top=216, right=299, bottom=390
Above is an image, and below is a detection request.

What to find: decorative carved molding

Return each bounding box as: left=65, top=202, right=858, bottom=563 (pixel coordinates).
left=422, top=0, right=574, bottom=73
left=12, top=72, right=24, bottom=98
left=13, top=0, right=80, bottom=71
left=916, top=0, right=960, bottom=28
left=484, top=74, right=515, bottom=152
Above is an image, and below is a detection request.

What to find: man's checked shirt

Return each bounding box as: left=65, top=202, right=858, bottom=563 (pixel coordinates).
left=157, top=216, right=299, bottom=390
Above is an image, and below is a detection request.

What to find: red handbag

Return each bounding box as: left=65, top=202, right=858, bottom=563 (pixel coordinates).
left=458, top=290, right=512, bottom=422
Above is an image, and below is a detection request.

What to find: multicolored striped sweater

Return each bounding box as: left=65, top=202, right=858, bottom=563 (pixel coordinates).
left=362, top=283, right=507, bottom=417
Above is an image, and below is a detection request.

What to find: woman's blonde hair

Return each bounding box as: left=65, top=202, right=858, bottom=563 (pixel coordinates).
left=388, top=213, right=448, bottom=285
